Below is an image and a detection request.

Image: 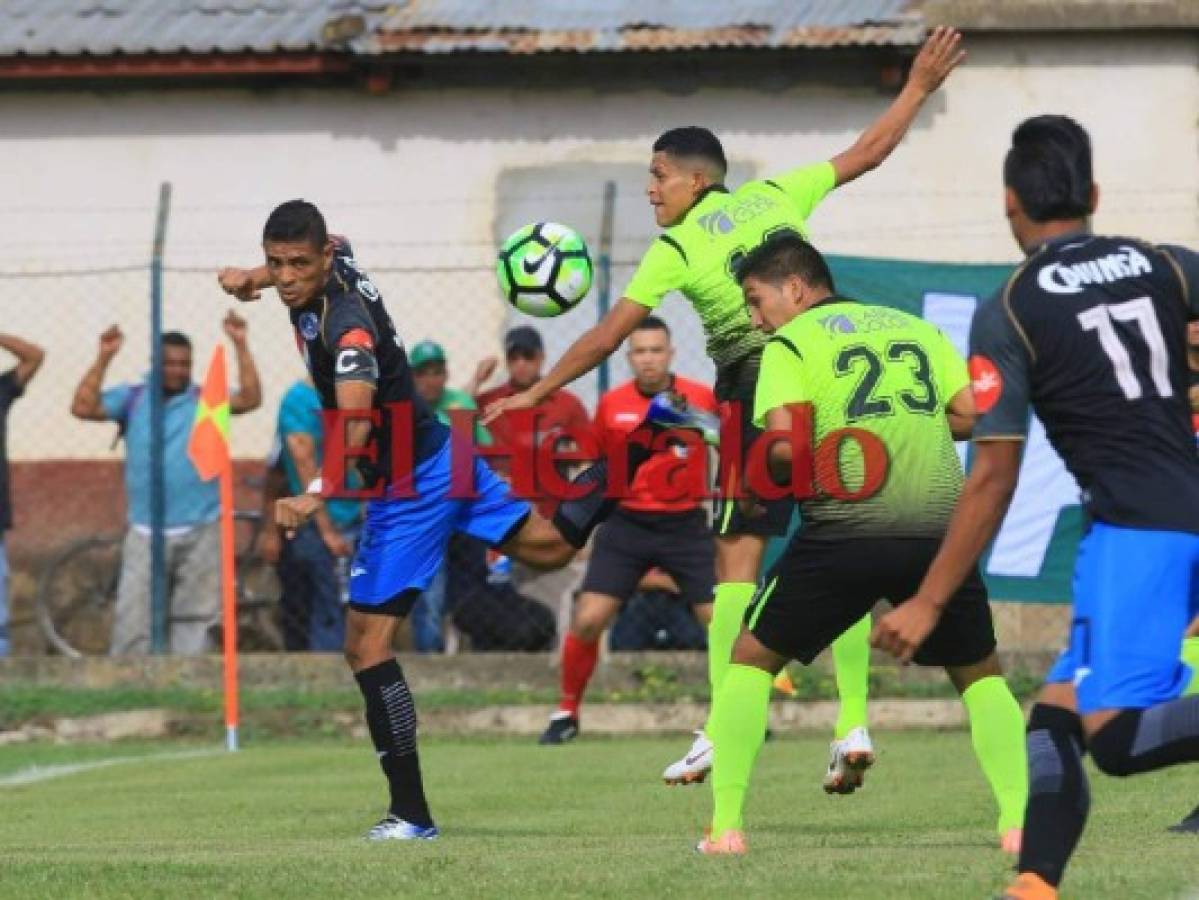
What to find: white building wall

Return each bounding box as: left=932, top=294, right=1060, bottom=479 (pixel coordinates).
left=0, top=32, right=1194, bottom=459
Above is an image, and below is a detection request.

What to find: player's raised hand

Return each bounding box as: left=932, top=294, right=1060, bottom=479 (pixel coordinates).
left=482, top=389, right=537, bottom=426
left=908, top=25, right=965, bottom=96
left=222, top=310, right=249, bottom=346
left=218, top=267, right=261, bottom=302
left=870, top=599, right=941, bottom=664
left=98, top=324, right=124, bottom=360
left=275, top=493, right=323, bottom=539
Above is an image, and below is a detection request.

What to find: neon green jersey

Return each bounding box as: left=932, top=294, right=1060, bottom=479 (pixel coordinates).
left=624, top=161, right=836, bottom=370
left=753, top=299, right=970, bottom=539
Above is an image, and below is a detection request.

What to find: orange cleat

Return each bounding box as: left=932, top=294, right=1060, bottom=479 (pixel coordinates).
left=696, top=829, right=748, bottom=856
left=1000, top=827, right=1023, bottom=856
left=999, top=872, right=1057, bottom=900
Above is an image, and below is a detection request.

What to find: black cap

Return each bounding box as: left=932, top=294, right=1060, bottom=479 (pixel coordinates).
left=504, top=325, right=543, bottom=355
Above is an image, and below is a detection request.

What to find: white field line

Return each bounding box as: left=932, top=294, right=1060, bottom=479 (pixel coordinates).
left=0, top=748, right=223, bottom=787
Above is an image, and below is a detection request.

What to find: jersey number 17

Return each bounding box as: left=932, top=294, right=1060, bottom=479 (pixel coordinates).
left=1076, top=296, right=1173, bottom=401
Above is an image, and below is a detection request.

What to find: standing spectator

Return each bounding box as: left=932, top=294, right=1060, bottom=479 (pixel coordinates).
left=473, top=325, right=592, bottom=512
left=0, top=334, right=44, bottom=656
left=258, top=376, right=361, bottom=652
left=70, top=314, right=261, bottom=655
left=539, top=316, right=717, bottom=744
left=474, top=325, right=592, bottom=630
left=406, top=339, right=493, bottom=652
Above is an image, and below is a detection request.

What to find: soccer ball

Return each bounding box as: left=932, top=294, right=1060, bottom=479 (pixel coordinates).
left=496, top=221, right=593, bottom=317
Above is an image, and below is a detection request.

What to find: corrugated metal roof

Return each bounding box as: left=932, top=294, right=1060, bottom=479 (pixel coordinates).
left=369, top=0, right=925, bottom=54
left=0, top=1, right=396, bottom=56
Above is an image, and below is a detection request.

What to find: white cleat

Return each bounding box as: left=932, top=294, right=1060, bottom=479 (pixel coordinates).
left=663, top=730, right=713, bottom=785
left=823, top=726, right=875, bottom=795
left=366, top=814, right=440, bottom=841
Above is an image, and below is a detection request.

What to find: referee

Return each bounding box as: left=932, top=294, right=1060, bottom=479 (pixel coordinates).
left=539, top=317, right=717, bottom=744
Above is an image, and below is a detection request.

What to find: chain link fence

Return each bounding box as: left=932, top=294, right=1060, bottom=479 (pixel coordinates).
left=1, top=196, right=1070, bottom=660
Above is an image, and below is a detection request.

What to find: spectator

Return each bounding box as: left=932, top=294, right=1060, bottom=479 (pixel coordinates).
left=473, top=325, right=591, bottom=512
left=473, top=325, right=592, bottom=633
left=70, top=314, right=261, bottom=655
left=259, top=376, right=361, bottom=652
left=0, top=334, right=45, bottom=657
left=539, top=315, right=717, bottom=744
left=407, top=339, right=493, bottom=652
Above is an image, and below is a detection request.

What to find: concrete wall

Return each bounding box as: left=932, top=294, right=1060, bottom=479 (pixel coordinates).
left=0, top=31, right=1194, bottom=463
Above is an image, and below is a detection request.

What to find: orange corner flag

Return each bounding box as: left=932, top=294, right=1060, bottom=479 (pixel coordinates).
left=187, top=343, right=239, bottom=751
left=188, top=345, right=231, bottom=481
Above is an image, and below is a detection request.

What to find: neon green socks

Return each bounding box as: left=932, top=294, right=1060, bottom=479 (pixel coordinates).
left=832, top=614, right=872, bottom=739
left=961, top=675, right=1029, bottom=834
left=1182, top=637, right=1199, bottom=695
left=709, top=663, right=773, bottom=838
left=704, top=582, right=757, bottom=730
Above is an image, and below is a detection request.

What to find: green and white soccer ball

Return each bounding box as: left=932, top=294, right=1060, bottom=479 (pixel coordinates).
left=496, top=221, right=593, bottom=318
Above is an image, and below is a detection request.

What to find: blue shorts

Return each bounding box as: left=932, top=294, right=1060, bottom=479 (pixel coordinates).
left=1045, top=522, right=1199, bottom=714
left=347, top=441, right=531, bottom=607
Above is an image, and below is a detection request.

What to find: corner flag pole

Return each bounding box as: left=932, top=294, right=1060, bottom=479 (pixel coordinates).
left=186, top=344, right=239, bottom=752
left=218, top=448, right=239, bottom=752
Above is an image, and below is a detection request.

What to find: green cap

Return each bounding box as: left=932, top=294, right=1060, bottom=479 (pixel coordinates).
left=409, top=340, right=447, bottom=369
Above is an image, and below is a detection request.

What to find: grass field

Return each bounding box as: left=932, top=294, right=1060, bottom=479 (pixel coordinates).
left=1, top=732, right=1196, bottom=899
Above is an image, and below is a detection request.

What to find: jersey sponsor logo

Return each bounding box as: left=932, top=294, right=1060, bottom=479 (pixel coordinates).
left=697, top=210, right=734, bottom=235
left=298, top=312, right=320, bottom=341
left=1036, top=245, right=1153, bottom=295
left=613, top=412, right=641, bottom=424
left=969, top=354, right=1003, bottom=413
left=818, top=313, right=857, bottom=335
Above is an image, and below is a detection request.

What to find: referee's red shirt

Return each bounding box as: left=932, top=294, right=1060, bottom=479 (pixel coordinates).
left=594, top=376, right=716, bottom=514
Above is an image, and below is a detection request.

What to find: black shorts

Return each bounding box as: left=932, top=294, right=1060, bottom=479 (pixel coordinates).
left=580, top=507, right=715, bottom=606
left=712, top=350, right=795, bottom=538
left=746, top=536, right=996, bottom=668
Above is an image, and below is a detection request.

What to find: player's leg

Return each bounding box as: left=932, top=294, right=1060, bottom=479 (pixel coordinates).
left=703, top=537, right=874, bottom=853
left=551, top=392, right=720, bottom=549
left=702, top=626, right=785, bottom=855
left=831, top=614, right=872, bottom=743
left=539, top=511, right=648, bottom=744
left=540, top=591, right=623, bottom=745
left=1169, top=614, right=1199, bottom=832
left=915, top=561, right=1026, bottom=853
left=342, top=444, right=462, bottom=841
left=1004, top=524, right=1199, bottom=897
left=344, top=600, right=438, bottom=840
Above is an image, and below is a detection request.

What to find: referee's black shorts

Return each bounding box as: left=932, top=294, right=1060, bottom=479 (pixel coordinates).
left=746, top=535, right=996, bottom=668
left=580, top=507, right=715, bottom=606
left=712, top=349, right=795, bottom=539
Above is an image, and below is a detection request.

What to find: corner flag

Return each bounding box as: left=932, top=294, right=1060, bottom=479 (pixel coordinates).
left=188, top=345, right=240, bottom=752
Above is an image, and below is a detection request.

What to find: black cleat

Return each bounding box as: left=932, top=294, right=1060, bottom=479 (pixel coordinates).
left=538, top=712, right=580, bottom=745
left=1169, top=803, right=1199, bottom=833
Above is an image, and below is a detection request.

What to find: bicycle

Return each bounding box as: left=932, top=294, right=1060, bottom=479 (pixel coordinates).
left=35, top=509, right=283, bottom=657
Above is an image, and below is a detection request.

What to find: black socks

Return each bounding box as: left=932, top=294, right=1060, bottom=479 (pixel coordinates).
left=354, top=658, right=433, bottom=827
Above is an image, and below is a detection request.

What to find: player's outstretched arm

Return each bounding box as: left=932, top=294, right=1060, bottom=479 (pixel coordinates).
left=830, top=25, right=965, bottom=187
left=871, top=439, right=1021, bottom=663
left=217, top=265, right=272, bottom=302
left=482, top=297, right=649, bottom=424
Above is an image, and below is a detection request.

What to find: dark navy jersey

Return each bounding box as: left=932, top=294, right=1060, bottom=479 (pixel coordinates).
left=969, top=232, right=1199, bottom=534
left=289, top=236, right=447, bottom=482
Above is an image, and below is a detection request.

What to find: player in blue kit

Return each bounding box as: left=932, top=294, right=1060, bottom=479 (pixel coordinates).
left=218, top=201, right=714, bottom=841
left=870, top=116, right=1199, bottom=899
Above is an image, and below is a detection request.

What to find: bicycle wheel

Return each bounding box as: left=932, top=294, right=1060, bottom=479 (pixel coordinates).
left=36, top=535, right=123, bottom=657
